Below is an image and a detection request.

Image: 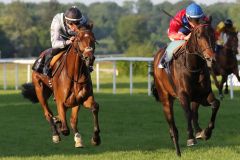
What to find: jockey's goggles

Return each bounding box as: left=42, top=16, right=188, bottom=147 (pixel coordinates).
left=66, top=20, right=81, bottom=26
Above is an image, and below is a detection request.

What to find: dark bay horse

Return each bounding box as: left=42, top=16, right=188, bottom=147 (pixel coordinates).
left=211, top=31, right=239, bottom=99
left=152, top=23, right=220, bottom=156
left=22, top=25, right=101, bottom=148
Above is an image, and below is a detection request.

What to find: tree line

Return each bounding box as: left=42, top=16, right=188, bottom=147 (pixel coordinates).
left=0, top=0, right=239, bottom=58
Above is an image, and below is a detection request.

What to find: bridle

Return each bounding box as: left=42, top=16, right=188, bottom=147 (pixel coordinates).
left=64, top=29, right=95, bottom=83
left=184, top=24, right=214, bottom=72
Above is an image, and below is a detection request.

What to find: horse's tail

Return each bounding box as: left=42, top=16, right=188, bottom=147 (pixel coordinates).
left=21, top=83, right=39, bottom=103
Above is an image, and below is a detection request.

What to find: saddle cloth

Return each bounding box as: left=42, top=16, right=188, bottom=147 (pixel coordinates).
left=50, top=51, right=64, bottom=67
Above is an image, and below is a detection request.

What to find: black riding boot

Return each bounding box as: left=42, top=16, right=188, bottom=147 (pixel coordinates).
left=43, top=53, right=54, bottom=76
left=32, top=57, right=44, bottom=73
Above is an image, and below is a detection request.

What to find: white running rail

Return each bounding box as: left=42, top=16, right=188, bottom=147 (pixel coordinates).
left=0, top=56, right=239, bottom=98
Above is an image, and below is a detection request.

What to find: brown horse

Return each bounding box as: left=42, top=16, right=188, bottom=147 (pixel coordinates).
left=152, top=23, right=220, bottom=156
left=211, top=31, right=239, bottom=99
left=22, top=25, right=101, bottom=148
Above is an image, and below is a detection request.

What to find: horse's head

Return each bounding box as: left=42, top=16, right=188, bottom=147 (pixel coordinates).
left=224, top=31, right=239, bottom=55
left=73, top=24, right=96, bottom=67
left=188, top=23, right=216, bottom=64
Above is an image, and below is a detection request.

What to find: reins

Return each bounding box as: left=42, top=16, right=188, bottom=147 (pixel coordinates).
left=183, top=24, right=212, bottom=73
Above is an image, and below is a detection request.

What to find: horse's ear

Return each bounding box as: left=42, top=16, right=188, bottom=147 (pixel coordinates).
left=206, top=15, right=212, bottom=25
left=87, top=21, right=94, bottom=30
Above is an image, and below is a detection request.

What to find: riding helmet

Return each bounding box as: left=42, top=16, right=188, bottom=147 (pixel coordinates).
left=186, top=3, right=204, bottom=18
left=224, top=19, right=233, bottom=28
left=64, top=6, right=82, bottom=23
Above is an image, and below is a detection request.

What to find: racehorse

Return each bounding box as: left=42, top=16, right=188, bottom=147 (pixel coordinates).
left=21, top=24, right=101, bottom=148
left=152, top=23, right=220, bottom=156
left=210, top=31, right=239, bottom=99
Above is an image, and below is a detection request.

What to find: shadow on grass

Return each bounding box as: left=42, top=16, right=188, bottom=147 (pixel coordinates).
left=0, top=90, right=239, bottom=158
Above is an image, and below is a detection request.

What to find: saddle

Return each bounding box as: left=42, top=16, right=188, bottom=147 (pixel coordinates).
left=32, top=48, right=65, bottom=74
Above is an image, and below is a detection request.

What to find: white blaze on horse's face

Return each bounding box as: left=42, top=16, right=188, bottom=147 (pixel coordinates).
left=84, top=33, right=89, bottom=38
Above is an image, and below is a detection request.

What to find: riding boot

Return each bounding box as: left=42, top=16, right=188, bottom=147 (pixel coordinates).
left=43, top=53, right=53, bottom=77
left=158, top=52, right=167, bottom=68
left=32, top=57, right=44, bottom=73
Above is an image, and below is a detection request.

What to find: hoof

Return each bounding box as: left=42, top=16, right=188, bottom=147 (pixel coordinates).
left=176, top=151, right=181, bottom=157
left=52, top=135, right=61, bottom=143
left=196, top=131, right=203, bottom=139
left=203, top=128, right=212, bottom=140
left=61, top=129, right=70, bottom=136
left=187, top=138, right=197, bottom=147
left=91, top=136, right=101, bottom=146
left=75, top=141, right=84, bottom=148
left=74, top=133, right=84, bottom=148
left=196, top=129, right=212, bottom=140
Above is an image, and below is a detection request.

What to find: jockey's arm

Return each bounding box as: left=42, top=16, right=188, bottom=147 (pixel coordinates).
left=50, top=15, right=67, bottom=49
left=168, top=32, right=186, bottom=41
left=168, top=16, right=187, bottom=41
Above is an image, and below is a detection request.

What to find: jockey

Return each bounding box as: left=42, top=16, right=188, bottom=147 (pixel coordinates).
left=159, top=3, right=207, bottom=68
left=215, top=19, right=237, bottom=54
left=43, top=6, right=88, bottom=76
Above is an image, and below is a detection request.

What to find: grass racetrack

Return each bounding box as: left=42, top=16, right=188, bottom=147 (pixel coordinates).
left=0, top=85, right=240, bottom=160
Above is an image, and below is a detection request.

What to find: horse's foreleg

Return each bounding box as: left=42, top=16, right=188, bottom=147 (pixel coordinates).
left=200, top=93, right=220, bottom=140
left=179, top=93, right=196, bottom=147
left=56, top=102, right=70, bottom=136
left=83, top=96, right=101, bottom=146
left=162, top=96, right=181, bottom=157
left=70, top=106, right=84, bottom=148
left=191, top=102, right=202, bottom=138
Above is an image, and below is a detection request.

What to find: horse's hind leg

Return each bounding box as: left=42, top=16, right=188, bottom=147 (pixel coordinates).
left=83, top=96, right=101, bottom=146
left=198, top=93, right=220, bottom=140
left=218, top=75, right=227, bottom=99
left=162, top=96, right=181, bottom=156
left=70, top=106, right=84, bottom=148
left=191, top=102, right=202, bottom=139
left=34, top=80, right=60, bottom=143
left=224, top=83, right=229, bottom=94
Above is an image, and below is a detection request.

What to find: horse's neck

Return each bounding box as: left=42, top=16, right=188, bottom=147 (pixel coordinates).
left=186, top=36, right=197, bottom=53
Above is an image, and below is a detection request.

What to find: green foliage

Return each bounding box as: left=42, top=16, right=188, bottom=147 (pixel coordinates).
left=117, top=42, right=153, bottom=76
left=228, top=6, right=240, bottom=30
left=88, top=2, right=123, bottom=39
left=115, top=15, right=149, bottom=51
left=0, top=0, right=239, bottom=57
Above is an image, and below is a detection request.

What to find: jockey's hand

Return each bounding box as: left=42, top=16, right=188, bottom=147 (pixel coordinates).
left=66, top=36, right=75, bottom=45
left=184, top=33, right=191, bottom=40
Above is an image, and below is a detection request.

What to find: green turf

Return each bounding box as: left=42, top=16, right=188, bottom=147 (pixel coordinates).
left=0, top=88, right=240, bottom=160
